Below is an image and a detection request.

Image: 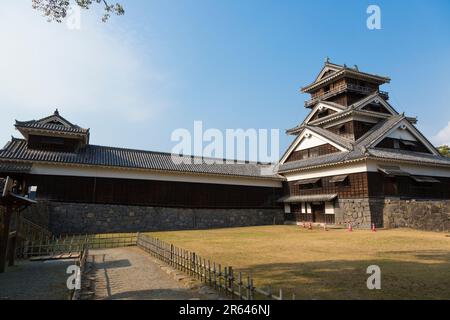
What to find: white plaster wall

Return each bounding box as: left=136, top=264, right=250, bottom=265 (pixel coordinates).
left=295, top=135, right=327, bottom=151
left=325, top=202, right=335, bottom=214
left=387, top=128, right=417, bottom=141
left=30, top=163, right=283, bottom=188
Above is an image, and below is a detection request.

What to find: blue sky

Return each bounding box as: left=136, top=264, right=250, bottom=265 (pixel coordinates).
left=1, top=0, right=450, bottom=160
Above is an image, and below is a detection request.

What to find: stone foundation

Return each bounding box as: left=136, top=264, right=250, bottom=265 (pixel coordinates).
left=383, top=199, right=450, bottom=232
left=335, top=198, right=450, bottom=231
left=334, top=198, right=384, bottom=229
left=23, top=201, right=284, bottom=235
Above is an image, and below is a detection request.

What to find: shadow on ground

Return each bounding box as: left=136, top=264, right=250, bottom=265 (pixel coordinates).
left=238, top=250, right=450, bottom=300
left=99, top=288, right=201, bottom=300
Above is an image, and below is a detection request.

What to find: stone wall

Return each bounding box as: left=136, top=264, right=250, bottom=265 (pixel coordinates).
left=24, top=201, right=284, bottom=235
left=383, top=199, right=450, bottom=232
left=335, top=198, right=384, bottom=228
left=22, top=201, right=51, bottom=229
left=335, top=198, right=450, bottom=231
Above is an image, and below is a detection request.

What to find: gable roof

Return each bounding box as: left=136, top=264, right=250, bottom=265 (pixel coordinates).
left=361, top=117, right=440, bottom=156
left=314, top=61, right=343, bottom=82
left=15, top=110, right=90, bottom=142
left=280, top=125, right=353, bottom=165
left=287, top=93, right=396, bottom=132
left=301, top=62, right=391, bottom=93
left=279, top=114, right=450, bottom=173
left=0, top=138, right=283, bottom=181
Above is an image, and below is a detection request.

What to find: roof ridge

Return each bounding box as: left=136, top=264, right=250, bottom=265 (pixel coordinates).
left=355, top=114, right=405, bottom=147
left=87, top=143, right=269, bottom=165
left=306, top=125, right=354, bottom=150
left=2, top=138, right=271, bottom=167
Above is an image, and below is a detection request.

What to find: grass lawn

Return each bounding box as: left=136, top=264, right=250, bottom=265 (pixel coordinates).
left=146, top=226, right=450, bottom=300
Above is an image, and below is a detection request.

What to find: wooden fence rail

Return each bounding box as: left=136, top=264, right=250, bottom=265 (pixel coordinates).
left=136, top=233, right=290, bottom=300
left=16, top=233, right=137, bottom=258
left=70, top=245, right=89, bottom=300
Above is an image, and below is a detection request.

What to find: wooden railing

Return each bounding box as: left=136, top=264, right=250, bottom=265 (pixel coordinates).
left=136, top=233, right=292, bottom=300
left=17, top=218, right=52, bottom=243
left=70, top=245, right=89, bottom=300
left=294, top=214, right=335, bottom=224
left=305, top=83, right=389, bottom=107
left=16, top=233, right=137, bottom=258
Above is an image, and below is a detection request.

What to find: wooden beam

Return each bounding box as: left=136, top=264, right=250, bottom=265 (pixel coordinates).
left=8, top=211, right=21, bottom=267
left=0, top=205, right=13, bottom=273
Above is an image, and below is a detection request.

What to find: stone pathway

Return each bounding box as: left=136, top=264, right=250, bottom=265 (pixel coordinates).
left=90, top=247, right=216, bottom=300
left=0, top=259, right=76, bottom=300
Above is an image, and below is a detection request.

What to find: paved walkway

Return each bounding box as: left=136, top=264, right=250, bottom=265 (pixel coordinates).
left=0, top=259, right=76, bottom=300
left=90, top=247, right=214, bottom=300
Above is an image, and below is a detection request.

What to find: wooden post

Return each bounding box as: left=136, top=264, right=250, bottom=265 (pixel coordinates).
left=229, top=266, right=234, bottom=297
left=213, top=262, right=217, bottom=289
left=247, top=275, right=251, bottom=300
left=0, top=205, right=13, bottom=273
left=208, top=260, right=211, bottom=286
left=224, top=267, right=228, bottom=295
left=192, top=252, right=196, bottom=277
left=218, top=264, right=222, bottom=292
left=238, top=272, right=243, bottom=300
left=8, top=210, right=21, bottom=267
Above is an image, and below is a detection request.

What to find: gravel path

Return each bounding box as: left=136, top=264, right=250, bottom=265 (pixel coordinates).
left=90, top=247, right=214, bottom=300
left=0, top=259, right=76, bottom=300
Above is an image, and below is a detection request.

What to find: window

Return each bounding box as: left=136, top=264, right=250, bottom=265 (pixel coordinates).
left=329, top=175, right=350, bottom=187
left=309, top=148, right=319, bottom=158
left=295, top=178, right=322, bottom=190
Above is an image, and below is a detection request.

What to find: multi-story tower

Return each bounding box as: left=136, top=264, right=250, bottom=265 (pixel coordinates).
left=278, top=60, right=450, bottom=228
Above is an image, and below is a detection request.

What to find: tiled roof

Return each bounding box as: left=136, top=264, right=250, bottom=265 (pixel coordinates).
left=367, top=148, right=450, bottom=166
left=0, top=161, right=32, bottom=173
left=302, top=64, right=390, bottom=92
left=279, top=150, right=363, bottom=172
left=287, top=93, right=395, bottom=134
left=285, top=125, right=354, bottom=151
left=0, top=139, right=283, bottom=180
left=354, top=114, right=404, bottom=147
left=278, top=194, right=338, bottom=203
left=279, top=114, right=450, bottom=173
left=307, top=126, right=354, bottom=150
left=15, top=121, right=89, bottom=134
left=15, top=110, right=89, bottom=135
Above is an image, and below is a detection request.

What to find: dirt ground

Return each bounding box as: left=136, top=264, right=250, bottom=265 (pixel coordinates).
left=90, top=247, right=216, bottom=300
left=0, top=259, right=76, bottom=300
left=148, top=226, right=450, bottom=300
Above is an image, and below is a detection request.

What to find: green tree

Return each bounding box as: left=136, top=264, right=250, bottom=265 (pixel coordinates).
left=32, top=0, right=124, bottom=23
left=438, top=145, right=450, bottom=157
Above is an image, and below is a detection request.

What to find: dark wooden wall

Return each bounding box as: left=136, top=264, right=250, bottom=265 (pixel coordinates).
left=327, top=120, right=376, bottom=141
left=375, top=137, right=431, bottom=154
left=286, top=172, right=369, bottom=199
left=25, top=174, right=283, bottom=209
left=28, top=135, right=82, bottom=152
left=368, top=172, right=450, bottom=199
left=285, top=144, right=340, bottom=163
left=287, top=171, right=450, bottom=200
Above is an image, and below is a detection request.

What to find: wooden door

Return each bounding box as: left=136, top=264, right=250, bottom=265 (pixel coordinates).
left=311, top=203, right=325, bottom=223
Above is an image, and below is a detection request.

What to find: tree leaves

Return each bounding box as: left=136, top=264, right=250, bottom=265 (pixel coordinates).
left=31, top=0, right=124, bottom=23
left=438, top=145, right=450, bottom=157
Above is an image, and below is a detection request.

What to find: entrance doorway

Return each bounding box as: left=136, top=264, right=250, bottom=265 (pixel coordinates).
left=311, top=203, right=325, bottom=223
